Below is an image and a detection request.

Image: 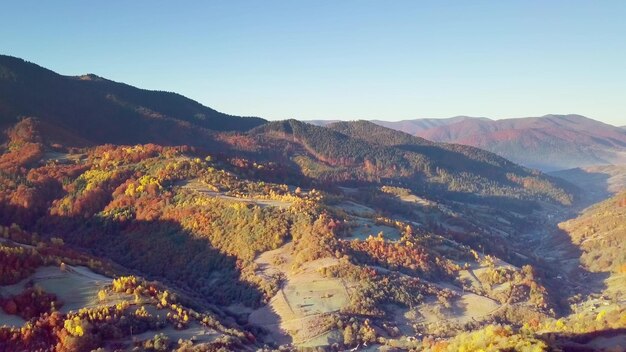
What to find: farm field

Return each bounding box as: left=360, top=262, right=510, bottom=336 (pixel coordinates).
left=345, top=217, right=401, bottom=241
left=180, top=179, right=293, bottom=209
left=0, top=265, right=131, bottom=313
left=249, top=244, right=351, bottom=347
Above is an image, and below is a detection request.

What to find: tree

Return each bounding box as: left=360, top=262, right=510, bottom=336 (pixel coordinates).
left=343, top=325, right=355, bottom=346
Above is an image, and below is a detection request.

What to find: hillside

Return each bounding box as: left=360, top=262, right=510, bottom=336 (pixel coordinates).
left=0, top=52, right=577, bottom=207
left=1, top=116, right=624, bottom=350
left=371, top=116, right=488, bottom=135
left=0, top=226, right=254, bottom=351
left=559, top=192, right=626, bottom=275
left=0, top=57, right=624, bottom=351
left=551, top=165, right=626, bottom=205
left=308, top=116, right=483, bottom=134
left=556, top=191, right=626, bottom=338
left=0, top=55, right=265, bottom=147
left=408, top=114, right=626, bottom=171
left=367, top=115, right=626, bottom=171
left=250, top=119, right=574, bottom=206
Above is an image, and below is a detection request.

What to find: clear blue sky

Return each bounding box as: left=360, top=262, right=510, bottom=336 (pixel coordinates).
left=1, top=1, right=625, bottom=125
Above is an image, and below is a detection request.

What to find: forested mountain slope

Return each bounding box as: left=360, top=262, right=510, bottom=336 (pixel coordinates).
left=0, top=55, right=575, bottom=207
left=1, top=116, right=623, bottom=351
left=309, top=116, right=484, bottom=135
left=0, top=55, right=265, bottom=147
left=551, top=165, right=626, bottom=205
left=320, top=115, right=626, bottom=171
left=559, top=191, right=626, bottom=275
left=412, top=114, right=626, bottom=171
left=251, top=119, right=574, bottom=206
left=0, top=56, right=624, bottom=351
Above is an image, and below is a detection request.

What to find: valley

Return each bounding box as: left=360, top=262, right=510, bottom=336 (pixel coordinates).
left=0, top=55, right=624, bottom=351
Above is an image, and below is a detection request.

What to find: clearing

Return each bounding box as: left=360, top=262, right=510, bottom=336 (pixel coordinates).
left=179, top=179, right=293, bottom=209
left=412, top=293, right=500, bottom=325
left=0, top=265, right=129, bottom=314
left=248, top=244, right=350, bottom=347
left=0, top=311, right=26, bottom=327
left=398, top=194, right=437, bottom=208
left=335, top=201, right=376, bottom=216
left=345, top=217, right=401, bottom=241
left=42, top=152, right=85, bottom=163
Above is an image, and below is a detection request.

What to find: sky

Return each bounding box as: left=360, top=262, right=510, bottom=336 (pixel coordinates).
left=1, top=1, right=625, bottom=126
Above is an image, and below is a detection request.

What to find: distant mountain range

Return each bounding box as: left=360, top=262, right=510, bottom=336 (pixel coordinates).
left=371, top=116, right=489, bottom=135
left=308, top=116, right=486, bottom=135
left=6, top=52, right=620, bottom=173
left=411, top=114, right=626, bottom=171
left=314, top=115, right=623, bottom=172
left=0, top=55, right=573, bottom=206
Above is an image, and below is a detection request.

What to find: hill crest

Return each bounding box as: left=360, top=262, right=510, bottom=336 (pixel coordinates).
left=0, top=54, right=266, bottom=147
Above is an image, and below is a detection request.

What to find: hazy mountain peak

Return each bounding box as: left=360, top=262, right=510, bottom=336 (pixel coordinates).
left=410, top=114, right=626, bottom=171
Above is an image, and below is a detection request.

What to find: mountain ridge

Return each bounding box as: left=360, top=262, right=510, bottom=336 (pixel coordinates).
left=1, top=55, right=625, bottom=351
left=307, top=115, right=626, bottom=171
left=416, top=114, right=626, bottom=171
left=249, top=119, right=574, bottom=206
left=0, top=54, right=266, bottom=147
left=356, top=114, right=626, bottom=171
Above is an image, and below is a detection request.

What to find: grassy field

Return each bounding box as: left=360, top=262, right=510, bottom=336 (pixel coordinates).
left=399, top=194, right=437, bottom=208
left=0, top=265, right=131, bottom=314
left=249, top=244, right=350, bottom=346
left=0, top=310, right=26, bottom=327
left=42, top=151, right=85, bottom=163
left=415, top=293, right=500, bottom=325
left=336, top=201, right=376, bottom=216
left=285, top=276, right=348, bottom=317
left=346, top=217, right=401, bottom=241
left=180, top=179, right=293, bottom=209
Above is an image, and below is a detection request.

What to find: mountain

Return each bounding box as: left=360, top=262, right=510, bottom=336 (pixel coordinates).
left=314, top=115, right=626, bottom=171
left=1, top=115, right=621, bottom=350
left=309, top=116, right=485, bottom=133
left=551, top=165, right=626, bottom=204
left=371, top=116, right=488, bottom=135
left=1, top=56, right=625, bottom=351
left=559, top=191, right=626, bottom=275
left=0, top=55, right=265, bottom=147
left=249, top=119, right=574, bottom=206
left=410, top=114, right=626, bottom=171
left=0, top=55, right=574, bottom=206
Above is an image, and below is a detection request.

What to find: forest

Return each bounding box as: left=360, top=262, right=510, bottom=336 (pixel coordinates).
left=0, top=87, right=623, bottom=350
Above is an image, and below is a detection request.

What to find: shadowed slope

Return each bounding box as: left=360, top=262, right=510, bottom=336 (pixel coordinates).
left=0, top=55, right=265, bottom=146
